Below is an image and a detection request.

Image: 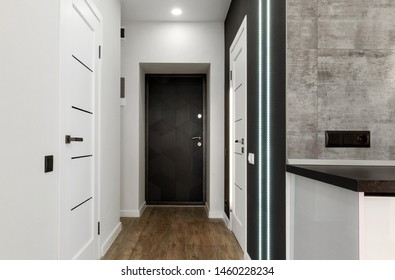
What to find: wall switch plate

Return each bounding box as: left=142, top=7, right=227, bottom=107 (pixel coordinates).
left=325, top=131, right=370, bottom=148
left=45, top=155, right=53, bottom=173
left=248, top=153, right=255, bottom=165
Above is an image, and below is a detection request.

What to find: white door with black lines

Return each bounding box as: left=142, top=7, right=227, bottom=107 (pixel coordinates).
left=230, top=16, right=247, bottom=253
left=59, top=0, right=102, bottom=259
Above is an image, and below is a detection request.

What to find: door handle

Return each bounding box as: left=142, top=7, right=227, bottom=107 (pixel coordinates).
left=65, top=135, right=84, bottom=144
left=191, top=136, right=202, bottom=141
left=235, top=138, right=244, bottom=145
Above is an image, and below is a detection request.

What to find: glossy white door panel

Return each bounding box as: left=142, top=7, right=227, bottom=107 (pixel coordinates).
left=67, top=109, right=93, bottom=156
left=230, top=16, right=247, bottom=253
left=234, top=121, right=244, bottom=154
left=234, top=153, right=245, bottom=189
left=70, top=4, right=95, bottom=70
left=59, top=0, right=102, bottom=260
left=69, top=58, right=94, bottom=112
left=234, top=84, right=245, bottom=122
left=233, top=46, right=245, bottom=92
left=70, top=157, right=93, bottom=209
left=234, top=184, right=245, bottom=223
left=70, top=199, right=94, bottom=259
left=234, top=120, right=244, bottom=139
left=73, top=0, right=100, bottom=26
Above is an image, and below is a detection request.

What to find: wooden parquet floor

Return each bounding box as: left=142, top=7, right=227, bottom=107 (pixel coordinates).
left=102, top=206, right=243, bottom=260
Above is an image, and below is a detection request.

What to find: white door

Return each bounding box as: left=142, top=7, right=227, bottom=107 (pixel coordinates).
left=230, top=17, right=247, bottom=253
left=59, top=0, right=102, bottom=260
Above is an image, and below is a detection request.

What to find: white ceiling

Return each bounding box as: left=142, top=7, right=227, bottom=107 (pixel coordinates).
left=121, top=0, right=232, bottom=22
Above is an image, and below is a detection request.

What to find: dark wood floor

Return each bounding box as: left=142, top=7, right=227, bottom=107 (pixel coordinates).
left=102, top=206, right=243, bottom=260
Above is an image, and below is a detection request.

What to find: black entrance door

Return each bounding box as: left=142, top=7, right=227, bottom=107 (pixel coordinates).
left=146, top=75, right=205, bottom=204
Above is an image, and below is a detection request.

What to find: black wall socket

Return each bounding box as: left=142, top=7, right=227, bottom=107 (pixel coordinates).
left=325, top=131, right=370, bottom=148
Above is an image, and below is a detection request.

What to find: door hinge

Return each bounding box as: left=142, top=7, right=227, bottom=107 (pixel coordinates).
left=230, top=70, right=232, bottom=81
left=99, top=45, right=102, bottom=59
left=98, top=222, right=101, bottom=235
left=121, top=27, right=125, bottom=39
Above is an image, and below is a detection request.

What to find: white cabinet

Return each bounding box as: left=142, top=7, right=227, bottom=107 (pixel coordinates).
left=363, top=196, right=395, bottom=259
left=287, top=172, right=395, bottom=260
left=289, top=174, right=360, bottom=259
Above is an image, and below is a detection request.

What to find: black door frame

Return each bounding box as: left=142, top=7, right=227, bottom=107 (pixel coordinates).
left=145, top=74, right=207, bottom=205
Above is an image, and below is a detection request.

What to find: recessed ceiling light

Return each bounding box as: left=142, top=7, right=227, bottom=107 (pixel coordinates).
left=171, top=8, right=182, bottom=16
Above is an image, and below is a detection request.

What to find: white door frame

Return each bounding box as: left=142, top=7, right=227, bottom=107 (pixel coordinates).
left=229, top=16, right=247, bottom=254
left=59, top=0, right=103, bottom=260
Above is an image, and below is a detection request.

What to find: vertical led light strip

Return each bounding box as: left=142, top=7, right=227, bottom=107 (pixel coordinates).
left=266, top=0, right=272, bottom=260
left=257, top=0, right=263, bottom=260
left=258, top=0, right=272, bottom=260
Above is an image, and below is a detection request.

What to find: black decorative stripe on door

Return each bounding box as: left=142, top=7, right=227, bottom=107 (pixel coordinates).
left=146, top=75, right=205, bottom=204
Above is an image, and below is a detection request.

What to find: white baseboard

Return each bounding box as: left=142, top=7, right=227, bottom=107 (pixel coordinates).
left=204, top=202, right=223, bottom=218
left=120, top=202, right=147, bottom=218
left=101, top=222, right=122, bottom=257
left=204, top=203, right=209, bottom=216
left=208, top=211, right=224, bottom=219
left=120, top=210, right=140, bottom=217
left=223, top=212, right=231, bottom=229
left=121, top=210, right=140, bottom=218
left=139, top=201, right=147, bottom=216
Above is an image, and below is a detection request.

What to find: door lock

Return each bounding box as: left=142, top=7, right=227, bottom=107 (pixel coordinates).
left=235, top=138, right=244, bottom=145
left=65, top=135, right=84, bottom=144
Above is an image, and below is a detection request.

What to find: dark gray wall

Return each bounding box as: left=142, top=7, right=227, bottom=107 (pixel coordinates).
left=225, top=0, right=286, bottom=260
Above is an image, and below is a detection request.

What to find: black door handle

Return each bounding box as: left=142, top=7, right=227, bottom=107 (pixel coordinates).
left=65, top=135, right=84, bottom=144
left=235, top=138, right=244, bottom=144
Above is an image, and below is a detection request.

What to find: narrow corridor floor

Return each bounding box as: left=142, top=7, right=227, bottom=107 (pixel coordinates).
left=102, top=206, right=243, bottom=260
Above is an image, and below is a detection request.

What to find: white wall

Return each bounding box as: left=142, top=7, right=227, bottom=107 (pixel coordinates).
left=89, top=0, right=122, bottom=256
left=121, top=21, right=225, bottom=217
left=0, top=0, right=60, bottom=259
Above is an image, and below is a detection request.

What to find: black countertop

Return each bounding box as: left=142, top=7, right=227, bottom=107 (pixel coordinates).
left=286, top=164, right=395, bottom=194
